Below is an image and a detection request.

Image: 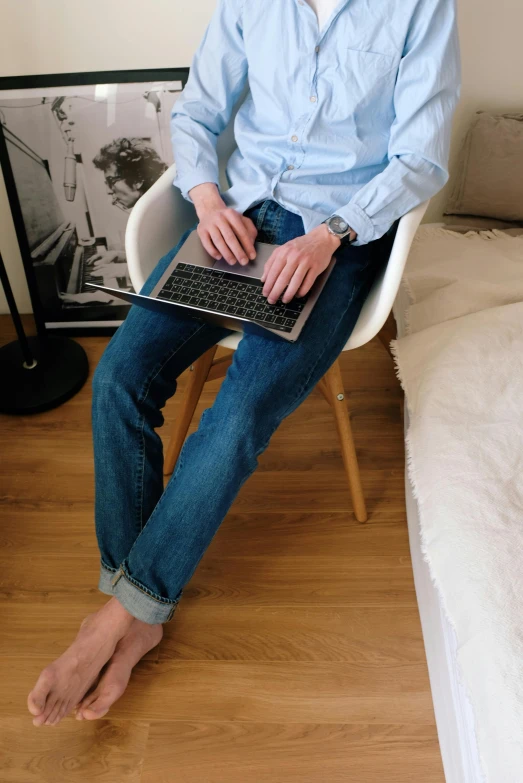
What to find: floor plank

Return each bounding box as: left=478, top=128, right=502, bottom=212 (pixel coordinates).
left=0, top=718, right=150, bottom=783
left=1, top=658, right=435, bottom=725
left=0, top=553, right=417, bottom=607
left=0, top=509, right=408, bottom=557
left=0, top=599, right=160, bottom=661
left=157, top=605, right=426, bottom=663
left=141, top=722, right=443, bottom=783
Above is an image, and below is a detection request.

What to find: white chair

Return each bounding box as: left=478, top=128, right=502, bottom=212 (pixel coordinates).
left=125, top=128, right=429, bottom=522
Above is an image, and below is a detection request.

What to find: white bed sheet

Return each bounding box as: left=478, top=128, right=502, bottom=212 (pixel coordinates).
left=393, top=282, right=486, bottom=783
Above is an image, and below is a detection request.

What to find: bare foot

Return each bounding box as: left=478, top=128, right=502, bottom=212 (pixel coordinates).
left=74, top=619, right=163, bottom=720
left=27, top=597, right=136, bottom=727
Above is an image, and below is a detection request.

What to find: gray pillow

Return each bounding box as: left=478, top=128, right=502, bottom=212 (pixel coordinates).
left=443, top=214, right=523, bottom=230
left=443, top=111, right=523, bottom=222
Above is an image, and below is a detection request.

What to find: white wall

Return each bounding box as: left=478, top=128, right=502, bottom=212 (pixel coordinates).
left=0, top=0, right=521, bottom=315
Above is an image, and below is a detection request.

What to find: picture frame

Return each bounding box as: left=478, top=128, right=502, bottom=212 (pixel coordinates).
left=0, top=67, right=189, bottom=337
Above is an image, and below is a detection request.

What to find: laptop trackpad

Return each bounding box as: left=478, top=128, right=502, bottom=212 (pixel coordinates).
left=211, top=257, right=261, bottom=279
left=211, top=242, right=274, bottom=279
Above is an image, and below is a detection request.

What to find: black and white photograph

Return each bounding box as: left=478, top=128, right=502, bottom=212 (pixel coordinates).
left=0, top=70, right=187, bottom=333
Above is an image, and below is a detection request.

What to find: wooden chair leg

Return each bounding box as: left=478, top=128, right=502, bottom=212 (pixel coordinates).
left=163, top=345, right=218, bottom=476
left=316, top=377, right=332, bottom=406
left=322, top=359, right=368, bottom=523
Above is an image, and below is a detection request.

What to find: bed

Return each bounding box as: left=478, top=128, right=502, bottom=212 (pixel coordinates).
left=393, top=279, right=486, bottom=783
left=390, top=108, right=523, bottom=782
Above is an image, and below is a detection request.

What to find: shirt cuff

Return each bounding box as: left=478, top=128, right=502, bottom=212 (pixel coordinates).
left=334, top=202, right=376, bottom=247
left=172, top=166, right=221, bottom=203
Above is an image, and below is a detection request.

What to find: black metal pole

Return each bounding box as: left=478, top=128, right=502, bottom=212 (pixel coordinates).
left=0, top=250, right=36, bottom=368
left=0, top=123, right=48, bottom=340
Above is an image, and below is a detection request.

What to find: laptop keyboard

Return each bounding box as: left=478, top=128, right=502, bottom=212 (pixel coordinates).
left=157, top=262, right=311, bottom=333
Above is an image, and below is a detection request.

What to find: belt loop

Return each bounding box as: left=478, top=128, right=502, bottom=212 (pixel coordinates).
left=111, top=566, right=124, bottom=587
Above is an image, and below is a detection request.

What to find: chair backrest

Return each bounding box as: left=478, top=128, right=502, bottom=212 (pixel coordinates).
left=344, top=197, right=428, bottom=349
left=126, top=99, right=429, bottom=348
left=125, top=89, right=247, bottom=291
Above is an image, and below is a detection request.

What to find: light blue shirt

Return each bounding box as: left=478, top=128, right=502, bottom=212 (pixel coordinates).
left=170, top=0, right=461, bottom=246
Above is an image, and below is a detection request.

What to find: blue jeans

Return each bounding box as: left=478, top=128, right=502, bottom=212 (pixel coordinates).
left=92, top=199, right=398, bottom=624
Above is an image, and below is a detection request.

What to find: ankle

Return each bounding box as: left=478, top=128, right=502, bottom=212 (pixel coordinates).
left=104, top=597, right=136, bottom=631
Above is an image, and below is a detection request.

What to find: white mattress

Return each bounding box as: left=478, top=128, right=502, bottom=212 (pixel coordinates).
left=393, top=283, right=486, bottom=783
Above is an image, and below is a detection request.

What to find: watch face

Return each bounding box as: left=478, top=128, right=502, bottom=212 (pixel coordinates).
left=328, top=215, right=350, bottom=235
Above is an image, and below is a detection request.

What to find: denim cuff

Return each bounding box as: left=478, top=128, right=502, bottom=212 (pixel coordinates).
left=98, top=560, right=180, bottom=624
left=98, top=560, right=116, bottom=596
left=114, top=565, right=180, bottom=624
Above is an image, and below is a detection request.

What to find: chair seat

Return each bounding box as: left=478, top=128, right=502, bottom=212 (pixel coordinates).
left=218, top=331, right=243, bottom=350
left=217, top=329, right=354, bottom=352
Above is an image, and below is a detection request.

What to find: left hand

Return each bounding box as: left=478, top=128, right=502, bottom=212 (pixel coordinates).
left=261, top=224, right=353, bottom=304
left=88, top=250, right=125, bottom=268
left=89, top=262, right=129, bottom=277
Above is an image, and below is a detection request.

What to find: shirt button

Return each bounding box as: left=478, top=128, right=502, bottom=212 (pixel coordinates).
left=291, top=135, right=298, bottom=142
left=310, top=96, right=317, bottom=103
left=287, top=164, right=295, bottom=170
left=315, top=45, right=320, bottom=53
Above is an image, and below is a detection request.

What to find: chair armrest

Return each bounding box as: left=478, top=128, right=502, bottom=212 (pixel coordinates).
left=125, top=162, right=197, bottom=293
left=344, top=198, right=430, bottom=350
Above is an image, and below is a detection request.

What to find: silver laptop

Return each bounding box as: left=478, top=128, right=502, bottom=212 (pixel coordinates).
left=86, top=230, right=337, bottom=342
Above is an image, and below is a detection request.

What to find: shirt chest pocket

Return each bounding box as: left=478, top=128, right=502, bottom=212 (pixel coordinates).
left=342, top=47, right=397, bottom=105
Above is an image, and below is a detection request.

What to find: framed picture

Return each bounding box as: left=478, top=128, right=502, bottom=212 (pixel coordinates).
left=0, top=68, right=188, bottom=336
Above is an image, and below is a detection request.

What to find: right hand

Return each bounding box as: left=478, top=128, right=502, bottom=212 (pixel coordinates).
left=88, top=251, right=121, bottom=267
left=89, top=262, right=129, bottom=277
left=189, top=183, right=258, bottom=266
left=58, top=291, right=117, bottom=305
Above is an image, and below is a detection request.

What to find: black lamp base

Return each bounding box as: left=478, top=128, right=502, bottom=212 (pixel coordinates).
left=0, top=335, right=89, bottom=415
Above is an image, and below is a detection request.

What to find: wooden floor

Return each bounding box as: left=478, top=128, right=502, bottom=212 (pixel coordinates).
left=0, top=315, right=443, bottom=783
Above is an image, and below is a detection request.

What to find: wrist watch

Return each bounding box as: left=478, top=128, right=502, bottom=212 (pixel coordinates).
left=323, top=214, right=355, bottom=245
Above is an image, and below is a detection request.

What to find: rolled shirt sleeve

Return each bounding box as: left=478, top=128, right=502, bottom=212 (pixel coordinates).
left=170, top=0, right=248, bottom=202
left=336, top=0, right=462, bottom=245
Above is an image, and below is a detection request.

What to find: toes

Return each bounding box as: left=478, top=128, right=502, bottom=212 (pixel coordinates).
left=61, top=699, right=76, bottom=721
left=33, top=695, right=58, bottom=727
left=74, top=695, right=95, bottom=720
left=78, top=686, right=99, bottom=713
left=77, top=689, right=104, bottom=721
left=27, top=692, right=45, bottom=716
left=75, top=688, right=100, bottom=720
left=72, top=683, right=98, bottom=722
left=81, top=683, right=124, bottom=721
left=44, top=700, right=62, bottom=726
left=82, top=699, right=111, bottom=720
left=51, top=700, right=71, bottom=726
left=27, top=668, right=55, bottom=716
left=79, top=689, right=97, bottom=709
